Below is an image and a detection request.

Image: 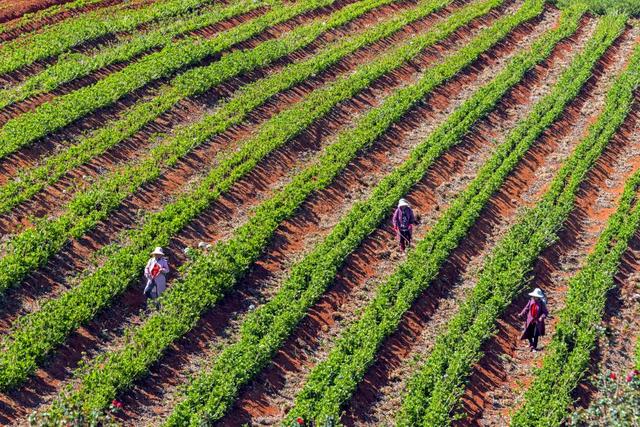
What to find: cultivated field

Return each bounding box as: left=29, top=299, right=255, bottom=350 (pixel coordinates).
left=0, top=0, right=638, bottom=425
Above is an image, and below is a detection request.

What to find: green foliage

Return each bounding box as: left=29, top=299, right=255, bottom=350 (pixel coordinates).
left=512, top=42, right=640, bottom=426
left=569, top=372, right=640, bottom=426
left=552, top=0, right=640, bottom=16
left=284, top=1, right=596, bottom=423
left=33, top=0, right=505, bottom=421
left=397, top=14, right=629, bottom=427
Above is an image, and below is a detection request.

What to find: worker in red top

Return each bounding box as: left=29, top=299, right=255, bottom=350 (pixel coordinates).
left=144, top=247, right=170, bottom=303
left=520, top=288, right=548, bottom=352
left=392, top=198, right=416, bottom=253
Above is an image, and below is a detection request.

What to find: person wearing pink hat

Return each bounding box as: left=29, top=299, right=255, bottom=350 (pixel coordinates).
left=144, top=246, right=170, bottom=303
left=519, top=287, right=548, bottom=352
left=392, top=198, right=416, bottom=253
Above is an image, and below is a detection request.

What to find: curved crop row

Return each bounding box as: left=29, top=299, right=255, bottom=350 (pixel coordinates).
left=0, top=0, right=212, bottom=75
left=0, top=0, right=268, bottom=110
left=168, top=6, right=585, bottom=426
left=286, top=5, right=606, bottom=424
left=0, top=0, right=493, bottom=392
left=0, top=0, right=106, bottom=36
left=396, top=13, right=627, bottom=427
left=511, top=43, right=640, bottom=426
left=0, top=0, right=332, bottom=160
left=38, top=0, right=509, bottom=415
left=0, top=0, right=395, bottom=217
left=0, top=0, right=380, bottom=293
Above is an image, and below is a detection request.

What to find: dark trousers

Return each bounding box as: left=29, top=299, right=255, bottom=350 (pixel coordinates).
left=524, top=322, right=540, bottom=349
left=398, top=229, right=412, bottom=251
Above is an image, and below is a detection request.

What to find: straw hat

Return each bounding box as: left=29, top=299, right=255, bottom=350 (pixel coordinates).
left=528, top=288, right=544, bottom=299
left=398, top=198, right=410, bottom=208
left=151, top=247, right=165, bottom=256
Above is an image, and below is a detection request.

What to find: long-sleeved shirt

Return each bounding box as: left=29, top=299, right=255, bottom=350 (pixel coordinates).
left=392, top=206, right=415, bottom=232
left=144, top=257, right=170, bottom=296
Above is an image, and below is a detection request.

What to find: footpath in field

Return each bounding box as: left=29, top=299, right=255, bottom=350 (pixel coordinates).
left=0, top=0, right=495, bottom=422
left=339, top=9, right=595, bottom=427
left=199, top=2, right=561, bottom=425
left=455, top=24, right=640, bottom=427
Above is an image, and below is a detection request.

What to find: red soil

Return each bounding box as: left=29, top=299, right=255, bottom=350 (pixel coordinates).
left=455, top=27, right=640, bottom=426
left=0, top=0, right=475, bottom=422
left=0, top=0, right=73, bottom=23
left=218, top=4, right=578, bottom=425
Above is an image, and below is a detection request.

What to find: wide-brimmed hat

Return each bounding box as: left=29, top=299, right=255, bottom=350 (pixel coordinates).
left=151, top=247, right=165, bottom=256
left=528, top=288, right=544, bottom=299
left=398, top=198, right=410, bottom=208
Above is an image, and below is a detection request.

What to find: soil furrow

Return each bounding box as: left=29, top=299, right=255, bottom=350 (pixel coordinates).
left=0, top=0, right=417, bottom=231
left=338, top=15, right=602, bottom=427
left=0, top=0, right=483, bottom=328
left=0, top=0, right=124, bottom=43
left=0, top=1, right=519, bottom=423
left=0, top=3, right=258, bottom=127
left=569, top=96, right=640, bottom=413
left=452, top=27, right=640, bottom=427
left=217, top=6, right=577, bottom=426
left=0, top=0, right=355, bottom=186
left=0, top=0, right=163, bottom=87
left=0, top=0, right=74, bottom=23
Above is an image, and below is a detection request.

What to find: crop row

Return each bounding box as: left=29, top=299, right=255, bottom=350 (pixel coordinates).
left=511, top=42, right=640, bottom=427
left=0, top=0, right=269, bottom=110
left=0, top=0, right=374, bottom=292
left=34, top=0, right=510, bottom=419
left=286, top=3, right=596, bottom=423
left=0, top=0, right=106, bottom=36
left=0, top=0, right=387, bottom=216
left=170, top=4, right=587, bottom=426
left=0, top=0, right=212, bottom=75
left=0, top=0, right=486, bottom=392
left=396, top=13, right=627, bottom=427
left=0, top=0, right=333, bottom=160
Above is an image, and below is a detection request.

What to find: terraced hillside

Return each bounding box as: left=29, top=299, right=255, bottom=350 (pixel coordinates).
left=0, top=0, right=638, bottom=425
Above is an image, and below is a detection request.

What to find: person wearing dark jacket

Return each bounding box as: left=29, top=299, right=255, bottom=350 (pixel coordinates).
left=520, top=287, right=548, bottom=352
left=392, top=198, right=416, bottom=253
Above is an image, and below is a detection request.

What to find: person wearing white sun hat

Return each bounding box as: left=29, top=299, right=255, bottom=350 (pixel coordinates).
left=392, top=198, right=416, bottom=253
left=519, top=287, right=548, bottom=352
left=144, top=246, right=170, bottom=302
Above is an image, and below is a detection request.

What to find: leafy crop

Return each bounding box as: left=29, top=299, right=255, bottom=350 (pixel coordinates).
left=0, top=0, right=490, bottom=392
left=511, top=42, right=640, bottom=427
left=396, top=13, right=628, bottom=426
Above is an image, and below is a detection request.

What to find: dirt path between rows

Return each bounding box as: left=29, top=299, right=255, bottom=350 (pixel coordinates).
left=455, top=26, right=640, bottom=427
left=570, top=96, right=640, bottom=413
left=0, top=0, right=491, bottom=422
left=0, top=0, right=73, bottom=23
left=341, top=11, right=598, bottom=427
left=213, top=4, right=580, bottom=425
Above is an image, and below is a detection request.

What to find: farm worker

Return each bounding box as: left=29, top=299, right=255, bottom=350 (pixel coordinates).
left=144, top=247, right=170, bottom=300
left=392, top=198, right=416, bottom=252
left=519, top=288, right=548, bottom=352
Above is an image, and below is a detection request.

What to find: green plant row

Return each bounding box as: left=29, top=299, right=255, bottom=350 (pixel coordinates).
left=169, top=4, right=584, bottom=426
left=0, top=0, right=269, bottom=110
left=396, top=14, right=628, bottom=427
left=0, top=0, right=394, bottom=217
left=0, top=0, right=213, bottom=75
left=0, top=0, right=375, bottom=292
left=0, top=0, right=333, bottom=161
left=45, top=0, right=511, bottom=416
left=512, top=42, right=640, bottom=427
left=286, top=4, right=602, bottom=424
left=0, top=0, right=106, bottom=36
left=0, top=0, right=491, bottom=392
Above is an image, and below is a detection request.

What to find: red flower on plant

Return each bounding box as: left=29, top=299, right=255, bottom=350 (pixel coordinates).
left=627, top=369, right=640, bottom=382
left=296, top=417, right=304, bottom=425
left=112, top=399, right=123, bottom=409
left=609, top=372, right=617, bottom=380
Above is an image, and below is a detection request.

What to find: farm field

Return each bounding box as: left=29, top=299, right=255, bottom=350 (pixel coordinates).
left=0, top=0, right=639, bottom=425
